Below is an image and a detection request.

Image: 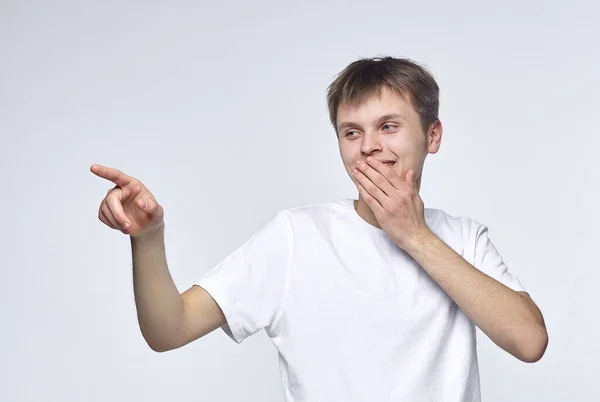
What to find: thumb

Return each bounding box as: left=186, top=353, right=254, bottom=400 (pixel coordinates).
left=137, top=198, right=164, bottom=221
left=137, top=198, right=148, bottom=211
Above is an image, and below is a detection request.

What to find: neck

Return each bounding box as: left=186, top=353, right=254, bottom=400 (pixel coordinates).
left=354, top=198, right=381, bottom=229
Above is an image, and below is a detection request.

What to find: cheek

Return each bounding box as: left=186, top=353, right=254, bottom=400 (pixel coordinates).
left=339, top=144, right=359, bottom=165
left=386, top=138, right=426, bottom=174
left=390, top=133, right=418, bottom=149
left=388, top=134, right=426, bottom=158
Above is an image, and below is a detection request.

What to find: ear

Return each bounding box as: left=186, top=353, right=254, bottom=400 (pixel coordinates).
left=426, top=120, right=443, bottom=155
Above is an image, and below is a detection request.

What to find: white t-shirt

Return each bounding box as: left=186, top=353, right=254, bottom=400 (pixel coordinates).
left=195, top=198, right=526, bottom=402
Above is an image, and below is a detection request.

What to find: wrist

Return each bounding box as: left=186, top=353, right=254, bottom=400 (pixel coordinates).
left=403, top=227, right=437, bottom=254
left=131, top=222, right=165, bottom=242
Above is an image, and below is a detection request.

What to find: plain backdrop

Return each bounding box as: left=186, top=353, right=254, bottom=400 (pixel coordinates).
left=1, top=0, right=598, bottom=401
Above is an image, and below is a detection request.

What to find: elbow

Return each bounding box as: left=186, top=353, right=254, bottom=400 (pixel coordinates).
left=516, top=326, right=549, bottom=363
left=143, top=334, right=180, bottom=353
left=148, top=342, right=172, bottom=353
left=147, top=340, right=180, bottom=353
left=139, top=323, right=185, bottom=353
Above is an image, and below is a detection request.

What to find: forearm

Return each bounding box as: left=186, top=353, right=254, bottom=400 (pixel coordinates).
left=130, top=224, right=184, bottom=352
left=404, top=230, right=547, bottom=362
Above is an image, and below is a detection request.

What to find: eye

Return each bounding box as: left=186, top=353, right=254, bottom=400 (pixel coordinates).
left=345, top=130, right=359, bottom=138
left=382, top=124, right=397, bottom=131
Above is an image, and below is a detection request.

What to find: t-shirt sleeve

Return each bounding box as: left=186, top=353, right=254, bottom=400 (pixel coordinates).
left=194, top=212, right=293, bottom=344
left=469, top=221, right=527, bottom=293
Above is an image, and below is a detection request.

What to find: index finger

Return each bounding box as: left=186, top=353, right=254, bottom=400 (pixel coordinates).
left=364, top=157, right=403, bottom=189
left=90, top=164, right=133, bottom=187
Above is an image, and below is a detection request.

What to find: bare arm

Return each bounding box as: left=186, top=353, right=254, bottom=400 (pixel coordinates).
left=131, top=224, right=183, bottom=352
left=405, top=231, right=548, bottom=363
left=91, top=164, right=225, bottom=352
left=350, top=157, right=548, bottom=363
left=131, top=225, right=226, bottom=352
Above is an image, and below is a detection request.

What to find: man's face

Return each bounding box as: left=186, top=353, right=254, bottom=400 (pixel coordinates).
left=337, top=86, right=441, bottom=192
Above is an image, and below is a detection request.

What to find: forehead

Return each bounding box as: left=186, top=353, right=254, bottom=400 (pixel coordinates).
left=336, top=86, right=416, bottom=123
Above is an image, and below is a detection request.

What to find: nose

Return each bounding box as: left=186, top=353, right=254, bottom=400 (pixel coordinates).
left=360, top=131, right=382, bottom=156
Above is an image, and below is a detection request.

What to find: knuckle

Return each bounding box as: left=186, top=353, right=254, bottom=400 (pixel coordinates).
left=98, top=212, right=108, bottom=225
left=106, top=193, right=117, bottom=204
left=111, top=186, right=122, bottom=196
left=131, top=181, right=144, bottom=193
left=101, top=202, right=111, bottom=216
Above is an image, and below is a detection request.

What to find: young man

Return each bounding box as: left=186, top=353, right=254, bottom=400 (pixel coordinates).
left=91, top=56, right=548, bottom=402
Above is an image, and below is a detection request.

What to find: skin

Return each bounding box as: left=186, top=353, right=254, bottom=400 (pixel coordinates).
left=91, top=164, right=227, bottom=352
left=90, top=85, right=548, bottom=359
left=336, top=85, right=548, bottom=362
left=337, top=85, right=442, bottom=245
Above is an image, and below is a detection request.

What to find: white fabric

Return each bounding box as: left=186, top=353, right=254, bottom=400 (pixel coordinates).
left=195, top=198, right=526, bottom=402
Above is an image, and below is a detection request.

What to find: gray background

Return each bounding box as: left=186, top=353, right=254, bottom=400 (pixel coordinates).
left=1, top=0, right=598, bottom=401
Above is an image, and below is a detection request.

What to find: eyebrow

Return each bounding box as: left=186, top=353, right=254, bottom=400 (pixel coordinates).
left=337, top=113, right=406, bottom=132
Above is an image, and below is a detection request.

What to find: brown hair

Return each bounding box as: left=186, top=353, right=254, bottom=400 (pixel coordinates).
left=326, top=56, right=439, bottom=136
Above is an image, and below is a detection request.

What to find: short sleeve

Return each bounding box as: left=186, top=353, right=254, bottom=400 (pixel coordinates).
left=470, top=221, right=527, bottom=293
left=195, top=212, right=293, bottom=344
